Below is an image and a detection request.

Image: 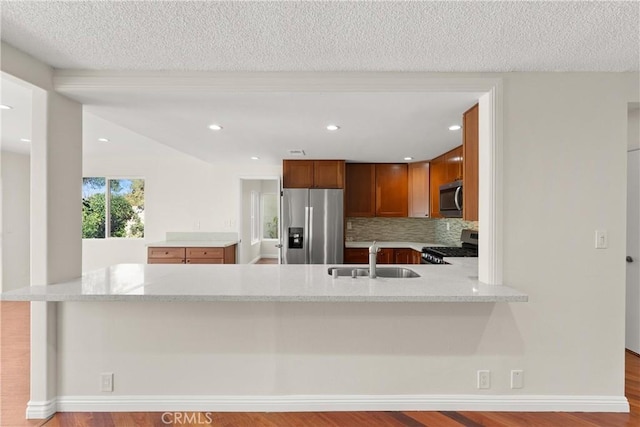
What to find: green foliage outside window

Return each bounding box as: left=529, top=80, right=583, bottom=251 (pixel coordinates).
left=82, top=178, right=145, bottom=239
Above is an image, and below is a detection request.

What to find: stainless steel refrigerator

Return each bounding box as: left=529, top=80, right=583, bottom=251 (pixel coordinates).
left=281, top=189, right=344, bottom=264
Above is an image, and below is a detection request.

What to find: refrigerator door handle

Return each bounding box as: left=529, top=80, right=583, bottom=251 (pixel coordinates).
left=304, top=206, right=310, bottom=264
left=308, top=206, right=314, bottom=263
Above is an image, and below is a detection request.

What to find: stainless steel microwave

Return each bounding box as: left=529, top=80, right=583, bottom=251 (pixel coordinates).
left=439, top=180, right=463, bottom=217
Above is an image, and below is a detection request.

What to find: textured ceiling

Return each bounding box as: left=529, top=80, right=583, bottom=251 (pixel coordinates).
left=1, top=1, right=638, bottom=72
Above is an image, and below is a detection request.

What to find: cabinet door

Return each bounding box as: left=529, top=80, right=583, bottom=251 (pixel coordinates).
left=346, top=163, right=376, bottom=217
left=445, top=146, right=463, bottom=182
left=344, top=248, right=369, bottom=264
left=148, top=258, right=185, bottom=264
left=408, top=161, right=430, bottom=217
left=412, top=250, right=422, bottom=264
left=224, top=245, right=237, bottom=264
left=377, top=248, right=393, bottom=264
left=463, top=104, right=479, bottom=221
left=283, top=160, right=314, bottom=188
left=375, top=164, right=408, bottom=217
left=313, top=160, right=345, bottom=189
left=429, top=156, right=445, bottom=218
left=393, top=248, right=412, bottom=264
left=186, top=258, right=223, bottom=264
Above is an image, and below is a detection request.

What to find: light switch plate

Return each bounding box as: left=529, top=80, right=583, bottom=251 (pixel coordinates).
left=595, top=230, right=608, bottom=249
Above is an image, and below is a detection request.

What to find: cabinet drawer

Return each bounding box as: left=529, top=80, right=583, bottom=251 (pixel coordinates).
left=186, top=258, right=224, bottom=264
left=344, top=248, right=369, bottom=264
left=148, top=258, right=185, bottom=264
left=186, top=247, right=224, bottom=259
left=148, top=247, right=186, bottom=259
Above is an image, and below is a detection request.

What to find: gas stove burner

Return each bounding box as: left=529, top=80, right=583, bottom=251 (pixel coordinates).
left=420, top=229, right=478, bottom=264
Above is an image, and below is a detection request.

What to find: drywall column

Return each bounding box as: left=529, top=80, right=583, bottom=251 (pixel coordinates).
left=28, top=88, right=82, bottom=418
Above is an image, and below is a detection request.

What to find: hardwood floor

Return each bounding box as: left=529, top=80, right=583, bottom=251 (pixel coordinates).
left=2, top=301, right=640, bottom=426
left=255, top=258, right=278, bottom=264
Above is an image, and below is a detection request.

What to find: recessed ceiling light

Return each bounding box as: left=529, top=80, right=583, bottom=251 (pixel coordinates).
left=98, top=138, right=110, bottom=142
left=449, top=125, right=461, bottom=131
left=20, top=138, right=31, bottom=142
left=250, top=156, right=260, bottom=160
left=326, top=125, right=340, bottom=131
left=404, top=157, right=413, bottom=161
left=209, top=124, right=223, bottom=131
left=0, top=104, right=12, bottom=110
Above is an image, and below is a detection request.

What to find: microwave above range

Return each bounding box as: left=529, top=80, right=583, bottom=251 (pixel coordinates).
left=439, top=180, right=463, bottom=218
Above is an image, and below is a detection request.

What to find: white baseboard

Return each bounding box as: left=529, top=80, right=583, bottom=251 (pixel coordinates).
left=55, top=394, right=629, bottom=413
left=248, top=256, right=261, bottom=264
left=26, top=399, right=57, bottom=419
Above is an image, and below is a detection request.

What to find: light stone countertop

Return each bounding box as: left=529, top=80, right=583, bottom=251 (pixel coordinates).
left=146, top=240, right=238, bottom=248
left=345, top=241, right=447, bottom=252
left=0, top=259, right=527, bottom=303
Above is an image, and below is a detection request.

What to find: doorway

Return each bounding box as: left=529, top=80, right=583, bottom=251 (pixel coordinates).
left=238, top=177, right=281, bottom=264
left=627, top=104, right=640, bottom=352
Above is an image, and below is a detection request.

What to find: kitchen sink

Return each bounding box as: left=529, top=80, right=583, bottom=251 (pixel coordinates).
left=328, top=267, right=420, bottom=278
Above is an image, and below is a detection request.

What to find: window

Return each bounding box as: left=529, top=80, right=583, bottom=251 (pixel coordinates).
left=82, top=177, right=145, bottom=239
left=262, top=193, right=278, bottom=239
left=250, top=191, right=260, bottom=244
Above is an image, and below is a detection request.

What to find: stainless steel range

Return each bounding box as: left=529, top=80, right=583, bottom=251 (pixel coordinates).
left=421, top=229, right=478, bottom=264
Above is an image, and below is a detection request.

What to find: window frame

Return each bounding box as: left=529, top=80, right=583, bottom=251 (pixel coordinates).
left=260, top=192, right=279, bottom=241
left=82, top=176, right=146, bottom=240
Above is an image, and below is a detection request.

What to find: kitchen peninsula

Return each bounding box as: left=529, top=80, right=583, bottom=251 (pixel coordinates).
left=2, top=260, right=526, bottom=302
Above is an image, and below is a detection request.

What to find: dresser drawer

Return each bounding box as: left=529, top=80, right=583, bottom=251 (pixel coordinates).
left=186, top=247, right=224, bottom=259
left=147, top=247, right=186, bottom=259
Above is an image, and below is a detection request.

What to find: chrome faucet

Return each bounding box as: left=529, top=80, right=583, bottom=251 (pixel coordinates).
left=369, top=241, right=379, bottom=279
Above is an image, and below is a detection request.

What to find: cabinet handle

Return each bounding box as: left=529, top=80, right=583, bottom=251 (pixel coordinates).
left=165, top=252, right=169, bottom=255
left=204, top=252, right=207, bottom=255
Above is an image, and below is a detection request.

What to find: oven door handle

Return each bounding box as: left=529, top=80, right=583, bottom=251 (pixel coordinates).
left=454, top=186, right=462, bottom=211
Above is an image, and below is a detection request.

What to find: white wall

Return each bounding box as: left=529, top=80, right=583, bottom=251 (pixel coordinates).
left=82, top=115, right=280, bottom=271
left=58, top=73, right=638, bottom=406
left=0, top=151, right=30, bottom=292
left=629, top=107, right=639, bottom=151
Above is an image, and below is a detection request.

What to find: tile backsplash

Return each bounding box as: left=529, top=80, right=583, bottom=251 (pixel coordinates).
left=346, top=217, right=478, bottom=246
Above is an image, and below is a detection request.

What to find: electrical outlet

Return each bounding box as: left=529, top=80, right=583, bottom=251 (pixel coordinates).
left=446, top=221, right=451, bottom=231
left=511, top=370, right=524, bottom=389
left=477, top=370, right=490, bottom=389
left=100, top=373, right=114, bottom=392
left=347, top=221, right=352, bottom=230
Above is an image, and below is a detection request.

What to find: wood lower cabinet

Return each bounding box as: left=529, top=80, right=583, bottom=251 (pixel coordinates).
left=344, top=248, right=369, bottom=264
left=283, top=160, right=345, bottom=189
left=344, top=247, right=420, bottom=265
left=393, top=248, right=413, bottom=264
left=148, top=245, right=236, bottom=264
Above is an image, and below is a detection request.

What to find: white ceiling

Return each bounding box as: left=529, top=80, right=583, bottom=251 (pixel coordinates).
left=1, top=1, right=637, bottom=72
left=1, top=1, right=636, bottom=164
left=80, top=90, right=481, bottom=165
left=0, top=78, right=32, bottom=154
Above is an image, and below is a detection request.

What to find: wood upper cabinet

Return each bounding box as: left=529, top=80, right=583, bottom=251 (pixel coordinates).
left=408, top=161, right=430, bottom=217
left=429, top=156, right=445, bottom=218
left=463, top=103, right=479, bottom=221
left=283, top=160, right=345, bottom=189
left=445, top=146, right=464, bottom=183
left=346, top=163, right=376, bottom=217
left=375, top=164, right=408, bottom=217
left=429, top=145, right=463, bottom=218
left=283, top=160, right=314, bottom=188
left=313, top=160, right=345, bottom=188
